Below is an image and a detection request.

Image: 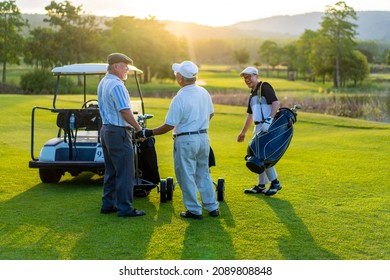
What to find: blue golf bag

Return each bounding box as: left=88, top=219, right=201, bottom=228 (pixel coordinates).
left=245, top=106, right=299, bottom=174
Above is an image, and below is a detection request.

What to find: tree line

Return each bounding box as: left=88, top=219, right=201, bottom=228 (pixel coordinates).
left=0, top=0, right=187, bottom=87
left=231, top=2, right=386, bottom=88
left=1, top=0, right=390, bottom=90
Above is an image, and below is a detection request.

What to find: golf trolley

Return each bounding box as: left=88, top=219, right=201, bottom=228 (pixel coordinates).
left=29, top=63, right=174, bottom=202
left=132, top=114, right=174, bottom=202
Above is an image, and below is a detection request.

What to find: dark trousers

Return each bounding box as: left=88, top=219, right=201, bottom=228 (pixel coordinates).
left=101, top=125, right=135, bottom=215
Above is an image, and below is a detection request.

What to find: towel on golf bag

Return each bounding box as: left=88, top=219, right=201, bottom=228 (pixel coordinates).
left=245, top=107, right=297, bottom=174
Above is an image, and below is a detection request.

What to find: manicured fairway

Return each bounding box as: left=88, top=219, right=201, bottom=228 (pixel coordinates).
left=0, top=95, right=389, bottom=260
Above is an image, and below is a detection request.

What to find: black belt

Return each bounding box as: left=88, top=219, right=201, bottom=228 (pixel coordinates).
left=104, top=124, right=133, bottom=130
left=174, top=129, right=207, bottom=138
left=254, top=120, right=265, bottom=125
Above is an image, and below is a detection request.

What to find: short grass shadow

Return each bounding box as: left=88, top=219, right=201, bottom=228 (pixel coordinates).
left=262, top=196, right=341, bottom=260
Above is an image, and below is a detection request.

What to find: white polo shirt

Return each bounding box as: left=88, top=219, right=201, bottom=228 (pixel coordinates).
left=165, top=84, right=213, bottom=135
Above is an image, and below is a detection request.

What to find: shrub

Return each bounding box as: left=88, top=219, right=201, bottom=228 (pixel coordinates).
left=20, top=69, right=74, bottom=94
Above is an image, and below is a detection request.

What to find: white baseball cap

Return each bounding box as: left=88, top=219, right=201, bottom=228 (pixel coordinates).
left=240, top=66, right=259, bottom=76
left=172, top=61, right=198, bottom=79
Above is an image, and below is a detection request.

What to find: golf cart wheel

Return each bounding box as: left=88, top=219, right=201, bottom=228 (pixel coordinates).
left=39, top=169, right=62, bottom=183
left=217, top=178, right=225, bottom=202
left=166, top=177, right=174, bottom=201
left=160, top=179, right=167, bottom=203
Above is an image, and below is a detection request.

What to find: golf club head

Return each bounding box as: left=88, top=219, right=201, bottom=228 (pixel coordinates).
left=292, top=104, right=301, bottom=115
left=293, top=104, right=301, bottom=110
left=138, top=114, right=154, bottom=121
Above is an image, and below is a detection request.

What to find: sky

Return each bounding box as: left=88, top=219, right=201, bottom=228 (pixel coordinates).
left=15, top=0, right=390, bottom=27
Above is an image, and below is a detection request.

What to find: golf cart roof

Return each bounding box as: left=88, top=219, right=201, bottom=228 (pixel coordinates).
left=51, top=63, right=143, bottom=75
left=50, top=63, right=145, bottom=110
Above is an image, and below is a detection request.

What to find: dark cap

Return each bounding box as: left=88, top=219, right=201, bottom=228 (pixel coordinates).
left=107, top=53, right=133, bottom=65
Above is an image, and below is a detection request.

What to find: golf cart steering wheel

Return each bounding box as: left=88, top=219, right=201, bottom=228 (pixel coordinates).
left=82, top=99, right=99, bottom=109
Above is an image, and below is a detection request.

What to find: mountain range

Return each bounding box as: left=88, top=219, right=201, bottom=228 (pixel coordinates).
left=23, top=11, right=390, bottom=42
left=163, top=11, right=390, bottom=41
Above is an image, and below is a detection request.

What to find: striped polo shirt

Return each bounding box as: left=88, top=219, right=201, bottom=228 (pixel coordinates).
left=97, top=73, right=131, bottom=127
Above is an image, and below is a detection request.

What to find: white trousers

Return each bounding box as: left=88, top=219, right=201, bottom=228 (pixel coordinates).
left=174, top=134, right=219, bottom=215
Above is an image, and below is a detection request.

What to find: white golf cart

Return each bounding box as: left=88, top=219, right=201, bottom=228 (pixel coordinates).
left=29, top=63, right=175, bottom=202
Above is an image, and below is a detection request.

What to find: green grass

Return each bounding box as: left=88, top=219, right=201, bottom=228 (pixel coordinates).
left=2, top=63, right=330, bottom=96
left=0, top=95, right=389, bottom=260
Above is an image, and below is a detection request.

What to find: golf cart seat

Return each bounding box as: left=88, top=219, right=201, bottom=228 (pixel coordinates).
left=56, top=109, right=102, bottom=132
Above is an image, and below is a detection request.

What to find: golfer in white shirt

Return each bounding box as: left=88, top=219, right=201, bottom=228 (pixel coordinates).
left=137, top=61, right=219, bottom=219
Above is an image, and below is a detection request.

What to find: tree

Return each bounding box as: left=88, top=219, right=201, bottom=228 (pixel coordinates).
left=0, top=0, right=28, bottom=83
left=23, top=27, right=58, bottom=68
left=296, top=30, right=318, bottom=81
left=342, top=50, right=369, bottom=86
left=320, top=1, right=358, bottom=88
left=386, top=49, right=390, bottom=66
left=309, top=32, right=335, bottom=83
left=41, top=0, right=105, bottom=87
left=106, top=16, right=187, bottom=83
left=356, top=41, right=380, bottom=63
left=280, top=43, right=298, bottom=80
left=232, top=48, right=250, bottom=68
left=258, top=40, right=279, bottom=77
left=43, top=0, right=104, bottom=65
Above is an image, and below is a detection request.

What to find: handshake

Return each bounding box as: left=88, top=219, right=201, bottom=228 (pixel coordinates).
left=135, top=128, right=154, bottom=139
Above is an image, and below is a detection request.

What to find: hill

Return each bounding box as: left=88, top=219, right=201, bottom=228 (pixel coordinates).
left=23, top=11, right=390, bottom=41
left=164, top=11, right=390, bottom=41
left=230, top=11, right=390, bottom=41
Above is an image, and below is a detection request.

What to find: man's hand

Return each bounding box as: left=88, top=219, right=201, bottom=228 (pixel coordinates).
left=237, top=133, right=246, bottom=142
left=135, top=129, right=154, bottom=139
left=261, top=117, right=273, bottom=132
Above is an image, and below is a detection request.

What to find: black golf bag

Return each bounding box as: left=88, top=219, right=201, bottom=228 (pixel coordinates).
left=134, top=136, right=160, bottom=196
left=245, top=107, right=298, bottom=174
